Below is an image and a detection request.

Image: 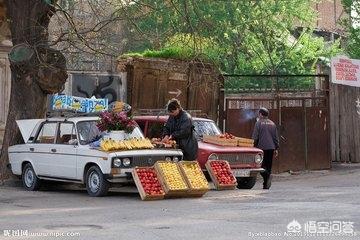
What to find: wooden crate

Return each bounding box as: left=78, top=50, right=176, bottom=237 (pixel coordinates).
left=178, top=161, right=209, bottom=197
left=154, top=161, right=189, bottom=197
left=203, top=135, right=238, bottom=146
left=237, top=142, right=254, bottom=147
left=236, top=137, right=254, bottom=147
left=236, top=137, right=254, bottom=144
left=205, top=160, right=237, bottom=190
left=132, top=167, right=165, bottom=201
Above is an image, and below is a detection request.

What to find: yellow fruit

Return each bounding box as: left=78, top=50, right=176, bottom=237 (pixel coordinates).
left=157, top=162, right=188, bottom=190
left=180, top=162, right=209, bottom=189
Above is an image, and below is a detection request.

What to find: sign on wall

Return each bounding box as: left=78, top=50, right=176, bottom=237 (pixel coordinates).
left=331, top=56, right=360, bottom=88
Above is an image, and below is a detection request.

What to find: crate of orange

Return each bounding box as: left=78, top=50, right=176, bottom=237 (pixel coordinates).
left=154, top=161, right=189, bottom=197
left=178, top=161, right=209, bottom=197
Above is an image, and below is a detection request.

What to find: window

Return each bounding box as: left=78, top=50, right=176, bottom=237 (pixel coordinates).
left=35, top=123, right=57, bottom=144
left=77, top=121, right=102, bottom=145
left=77, top=120, right=145, bottom=145
left=193, top=120, right=221, bottom=139
left=57, top=123, right=77, bottom=144
left=148, top=122, right=164, bottom=139
left=125, top=127, right=145, bottom=139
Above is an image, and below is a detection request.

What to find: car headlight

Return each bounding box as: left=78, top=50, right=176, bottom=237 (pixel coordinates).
left=165, top=156, right=172, bottom=161
left=122, top=158, right=131, bottom=167
left=113, top=158, right=122, bottom=168
left=255, top=154, right=263, bottom=164
left=173, top=156, right=179, bottom=162
left=208, top=153, right=219, bottom=160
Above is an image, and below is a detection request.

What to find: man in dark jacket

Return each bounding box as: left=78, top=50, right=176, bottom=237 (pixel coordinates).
left=162, top=99, right=198, bottom=160
left=252, top=107, right=279, bottom=189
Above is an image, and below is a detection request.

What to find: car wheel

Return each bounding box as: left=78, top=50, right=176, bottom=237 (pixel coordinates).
left=85, top=166, right=109, bottom=197
left=22, top=163, right=41, bottom=191
left=236, top=177, right=257, bottom=189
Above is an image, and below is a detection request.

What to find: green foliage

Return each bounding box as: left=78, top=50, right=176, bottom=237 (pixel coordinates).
left=120, top=34, right=221, bottom=62
left=121, top=47, right=189, bottom=60
left=118, top=0, right=342, bottom=89
left=342, top=0, right=360, bottom=58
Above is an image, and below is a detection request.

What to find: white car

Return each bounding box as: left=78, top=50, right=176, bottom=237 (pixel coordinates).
left=8, top=116, right=183, bottom=197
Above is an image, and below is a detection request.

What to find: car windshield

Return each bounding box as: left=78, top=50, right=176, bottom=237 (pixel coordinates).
left=193, top=120, right=221, bottom=140
left=77, top=121, right=144, bottom=145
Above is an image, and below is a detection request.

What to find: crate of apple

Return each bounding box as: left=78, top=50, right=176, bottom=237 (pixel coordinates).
left=219, top=133, right=236, bottom=139
left=205, top=160, right=237, bottom=190
left=132, top=167, right=165, bottom=200
left=203, top=133, right=238, bottom=146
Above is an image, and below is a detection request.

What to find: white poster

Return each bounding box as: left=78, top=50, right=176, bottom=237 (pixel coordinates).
left=331, top=56, right=360, bottom=88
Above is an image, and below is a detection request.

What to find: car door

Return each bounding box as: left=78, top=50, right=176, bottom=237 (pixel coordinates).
left=31, top=122, right=58, bottom=177
left=51, top=122, right=78, bottom=179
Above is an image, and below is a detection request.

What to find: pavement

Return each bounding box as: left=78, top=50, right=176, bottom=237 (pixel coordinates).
left=0, top=163, right=359, bottom=240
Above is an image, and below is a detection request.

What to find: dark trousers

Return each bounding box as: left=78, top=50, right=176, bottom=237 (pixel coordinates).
left=260, top=150, right=274, bottom=184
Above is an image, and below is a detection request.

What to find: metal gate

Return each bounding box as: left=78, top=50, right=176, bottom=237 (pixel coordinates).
left=220, top=74, right=331, bottom=173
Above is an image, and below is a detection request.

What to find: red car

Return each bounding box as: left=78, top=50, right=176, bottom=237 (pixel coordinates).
left=134, top=115, right=264, bottom=189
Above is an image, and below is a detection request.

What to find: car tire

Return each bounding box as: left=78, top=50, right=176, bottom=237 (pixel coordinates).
left=236, top=176, right=257, bottom=189
left=22, top=163, right=41, bottom=191
left=85, top=166, right=109, bottom=197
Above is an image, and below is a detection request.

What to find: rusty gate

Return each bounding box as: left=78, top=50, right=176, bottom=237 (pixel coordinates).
left=220, top=74, right=331, bottom=173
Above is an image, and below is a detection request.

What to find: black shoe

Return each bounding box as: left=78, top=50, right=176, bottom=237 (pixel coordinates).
left=263, top=175, right=272, bottom=189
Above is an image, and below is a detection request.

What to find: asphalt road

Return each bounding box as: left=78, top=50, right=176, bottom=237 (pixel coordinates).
left=0, top=163, right=359, bottom=240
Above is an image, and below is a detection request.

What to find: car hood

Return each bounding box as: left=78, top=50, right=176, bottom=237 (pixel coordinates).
left=111, top=148, right=184, bottom=157
left=84, top=147, right=183, bottom=158
left=199, top=141, right=262, bottom=154
left=16, top=119, right=43, bottom=142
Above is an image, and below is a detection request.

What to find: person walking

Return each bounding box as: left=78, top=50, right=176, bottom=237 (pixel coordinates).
left=252, top=107, right=279, bottom=189
left=162, top=98, right=198, bottom=160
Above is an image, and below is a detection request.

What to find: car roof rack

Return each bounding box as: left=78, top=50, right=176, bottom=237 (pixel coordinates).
left=46, top=110, right=101, bottom=119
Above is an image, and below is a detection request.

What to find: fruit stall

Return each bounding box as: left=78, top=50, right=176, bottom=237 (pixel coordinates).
left=52, top=97, right=241, bottom=200
left=131, top=160, right=237, bottom=201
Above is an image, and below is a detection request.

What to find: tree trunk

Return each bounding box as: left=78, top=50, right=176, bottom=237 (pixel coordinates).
left=0, top=0, right=67, bottom=179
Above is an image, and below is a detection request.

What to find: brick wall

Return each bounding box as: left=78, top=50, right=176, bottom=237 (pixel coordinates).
left=313, top=0, right=346, bottom=32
